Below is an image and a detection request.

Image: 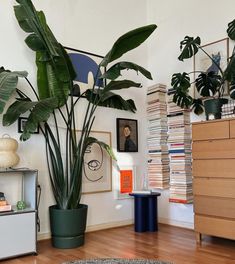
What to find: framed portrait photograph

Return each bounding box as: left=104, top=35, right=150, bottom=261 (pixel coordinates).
left=18, top=117, right=39, bottom=134
left=116, top=118, right=138, bottom=152
left=193, top=37, right=229, bottom=96
left=64, top=47, right=106, bottom=95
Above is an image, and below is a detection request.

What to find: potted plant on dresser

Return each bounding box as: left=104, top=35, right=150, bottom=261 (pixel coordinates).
left=171, top=18, right=235, bottom=119
left=0, top=0, right=157, bottom=248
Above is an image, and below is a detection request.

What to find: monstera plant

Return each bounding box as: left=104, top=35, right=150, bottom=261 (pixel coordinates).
left=0, top=0, right=156, bottom=248
left=171, top=18, right=235, bottom=118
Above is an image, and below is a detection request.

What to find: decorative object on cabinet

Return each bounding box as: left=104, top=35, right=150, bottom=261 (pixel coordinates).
left=0, top=0, right=156, bottom=249
left=18, top=117, right=39, bottom=134
left=192, top=119, right=235, bottom=243
left=0, top=134, right=20, bottom=168
left=0, top=169, right=37, bottom=260
left=146, top=83, right=170, bottom=189
left=167, top=89, right=193, bottom=203
left=170, top=18, right=235, bottom=119
left=116, top=118, right=138, bottom=152
left=221, top=99, right=235, bottom=119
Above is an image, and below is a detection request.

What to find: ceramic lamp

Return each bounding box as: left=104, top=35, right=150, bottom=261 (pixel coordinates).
left=0, top=134, right=20, bottom=168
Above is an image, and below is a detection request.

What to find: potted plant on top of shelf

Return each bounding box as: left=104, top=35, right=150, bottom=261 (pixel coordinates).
left=0, top=0, right=157, bottom=248
left=171, top=18, right=235, bottom=120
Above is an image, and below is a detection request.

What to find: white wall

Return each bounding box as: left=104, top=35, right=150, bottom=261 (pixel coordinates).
left=146, top=0, right=235, bottom=228
left=2, top=0, right=234, bottom=237
left=0, top=0, right=153, bottom=236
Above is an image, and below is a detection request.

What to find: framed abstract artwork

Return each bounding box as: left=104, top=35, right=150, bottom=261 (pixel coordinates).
left=193, top=38, right=229, bottom=96
left=116, top=118, right=138, bottom=152
left=64, top=47, right=106, bottom=95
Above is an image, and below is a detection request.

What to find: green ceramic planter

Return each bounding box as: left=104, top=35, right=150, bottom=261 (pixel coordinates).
left=49, top=204, right=88, bottom=249
left=204, top=98, right=228, bottom=120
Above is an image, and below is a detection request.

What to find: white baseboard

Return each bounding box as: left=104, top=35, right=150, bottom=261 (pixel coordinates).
left=159, top=217, right=194, bottom=230
left=37, top=219, right=134, bottom=241
left=37, top=218, right=193, bottom=241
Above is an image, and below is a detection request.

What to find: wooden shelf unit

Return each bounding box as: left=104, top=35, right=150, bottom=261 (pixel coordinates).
left=192, top=118, right=235, bottom=243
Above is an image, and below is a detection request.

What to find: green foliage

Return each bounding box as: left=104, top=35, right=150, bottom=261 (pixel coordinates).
left=0, top=0, right=156, bottom=209
left=178, top=36, right=201, bottom=61
left=171, top=18, right=235, bottom=115
left=195, top=72, right=222, bottom=96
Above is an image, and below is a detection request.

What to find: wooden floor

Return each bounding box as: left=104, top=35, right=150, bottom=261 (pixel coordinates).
left=2, top=224, right=235, bottom=264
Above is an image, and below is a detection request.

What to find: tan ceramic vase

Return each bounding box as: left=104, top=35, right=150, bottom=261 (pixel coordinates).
left=0, top=134, right=20, bottom=168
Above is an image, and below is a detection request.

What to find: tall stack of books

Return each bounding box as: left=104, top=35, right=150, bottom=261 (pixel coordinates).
left=147, top=83, right=170, bottom=189
left=0, top=192, right=11, bottom=212
left=167, top=88, right=193, bottom=203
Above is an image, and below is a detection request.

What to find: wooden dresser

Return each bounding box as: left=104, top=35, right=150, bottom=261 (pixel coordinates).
left=192, top=118, right=235, bottom=243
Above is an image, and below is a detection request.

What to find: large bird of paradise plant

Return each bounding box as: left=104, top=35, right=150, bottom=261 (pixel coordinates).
left=0, top=0, right=157, bottom=209
left=171, top=19, right=235, bottom=115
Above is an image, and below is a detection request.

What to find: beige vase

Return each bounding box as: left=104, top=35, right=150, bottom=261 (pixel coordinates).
left=0, top=134, right=20, bottom=168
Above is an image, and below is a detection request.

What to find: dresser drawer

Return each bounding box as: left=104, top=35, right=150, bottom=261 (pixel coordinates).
left=193, top=178, right=235, bottom=198
left=194, top=196, right=235, bottom=218
left=230, top=119, right=235, bottom=138
left=193, top=159, right=235, bottom=178
left=195, top=215, right=235, bottom=240
left=192, top=139, right=235, bottom=159
left=192, top=120, right=229, bottom=141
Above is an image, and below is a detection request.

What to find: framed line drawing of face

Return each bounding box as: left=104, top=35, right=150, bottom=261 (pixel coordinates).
left=116, top=118, right=138, bottom=152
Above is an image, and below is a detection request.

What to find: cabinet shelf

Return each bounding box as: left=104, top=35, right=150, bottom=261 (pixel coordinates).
left=0, top=169, right=38, bottom=260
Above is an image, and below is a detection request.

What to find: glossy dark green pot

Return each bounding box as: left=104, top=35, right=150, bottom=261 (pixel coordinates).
left=204, top=98, right=228, bottom=120
left=49, top=204, right=88, bottom=249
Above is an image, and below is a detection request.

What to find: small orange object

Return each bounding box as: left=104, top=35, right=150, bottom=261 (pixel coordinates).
left=120, top=170, right=133, bottom=193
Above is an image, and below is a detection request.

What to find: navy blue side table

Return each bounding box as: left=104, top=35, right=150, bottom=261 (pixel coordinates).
left=129, top=192, right=161, bottom=232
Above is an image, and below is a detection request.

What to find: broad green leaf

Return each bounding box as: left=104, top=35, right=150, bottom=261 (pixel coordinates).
left=0, top=71, right=28, bottom=113
left=224, top=53, right=235, bottom=81
left=103, top=80, right=141, bottom=94
left=85, top=137, right=117, bottom=161
left=195, top=72, right=221, bottom=96
left=191, top=98, right=204, bottom=115
left=85, top=89, right=137, bottom=113
left=173, top=89, right=193, bottom=109
left=25, top=34, right=45, bottom=51
left=14, top=0, right=75, bottom=107
left=101, top=24, right=157, bottom=67
left=227, top=19, right=235, bottom=40
left=3, top=97, right=57, bottom=128
left=171, top=72, right=191, bottom=91
left=178, top=36, right=201, bottom=61
left=101, top=61, right=152, bottom=80
left=3, top=100, right=37, bottom=126
left=20, top=98, right=58, bottom=140
left=229, top=79, right=235, bottom=99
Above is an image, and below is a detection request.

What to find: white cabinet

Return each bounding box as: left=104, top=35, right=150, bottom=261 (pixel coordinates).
left=0, top=169, right=37, bottom=260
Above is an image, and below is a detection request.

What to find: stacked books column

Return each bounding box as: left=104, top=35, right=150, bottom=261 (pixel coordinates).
left=147, top=84, right=170, bottom=189
left=167, top=89, right=193, bottom=203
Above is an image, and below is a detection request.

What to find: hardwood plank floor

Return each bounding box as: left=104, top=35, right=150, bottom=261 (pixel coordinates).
left=2, top=224, right=235, bottom=264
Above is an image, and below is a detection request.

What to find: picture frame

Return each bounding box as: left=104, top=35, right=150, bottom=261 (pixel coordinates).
left=18, top=117, right=39, bottom=134
left=64, top=47, right=106, bottom=95
left=116, top=165, right=136, bottom=199
left=116, top=118, right=138, bottom=152
left=193, top=37, right=229, bottom=97
left=81, top=130, right=112, bottom=194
